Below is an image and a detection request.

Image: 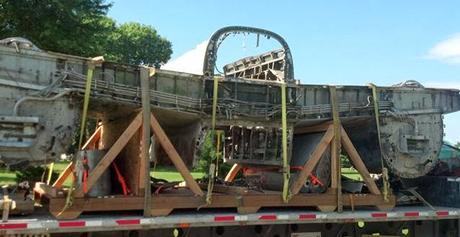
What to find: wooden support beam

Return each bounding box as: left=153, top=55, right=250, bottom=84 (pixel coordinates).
left=341, top=127, right=381, bottom=195
left=47, top=193, right=395, bottom=219
left=140, top=66, right=152, bottom=217
left=150, top=113, right=204, bottom=196
left=329, top=86, right=342, bottom=212
left=224, top=164, right=242, bottom=182
left=74, top=113, right=143, bottom=197
left=81, top=126, right=102, bottom=150
left=294, top=121, right=332, bottom=135
left=52, top=162, right=74, bottom=189
left=290, top=126, right=334, bottom=195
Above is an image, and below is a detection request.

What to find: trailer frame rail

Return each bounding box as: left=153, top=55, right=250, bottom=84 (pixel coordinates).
left=2, top=206, right=460, bottom=234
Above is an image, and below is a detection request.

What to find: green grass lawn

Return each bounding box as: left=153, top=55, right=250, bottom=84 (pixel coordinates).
left=150, top=166, right=204, bottom=181
left=0, top=161, right=204, bottom=186
left=342, top=167, right=362, bottom=181
left=0, top=170, right=16, bottom=185
left=1, top=162, right=361, bottom=186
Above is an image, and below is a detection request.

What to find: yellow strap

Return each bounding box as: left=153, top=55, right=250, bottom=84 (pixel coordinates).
left=206, top=76, right=221, bottom=204
left=46, top=162, right=54, bottom=185
left=206, top=130, right=224, bottom=205
left=76, top=57, right=104, bottom=149
left=281, top=83, right=290, bottom=203
left=206, top=163, right=216, bottom=204
left=215, top=130, right=223, bottom=176
left=370, top=84, right=390, bottom=202
left=61, top=57, right=103, bottom=215
left=78, top=64, right=95, bottom=149
left=211, top=77, right=219, bottom=130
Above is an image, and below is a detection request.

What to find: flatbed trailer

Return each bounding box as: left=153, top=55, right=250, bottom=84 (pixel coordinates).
left=2, top=206, right=460, bottom=237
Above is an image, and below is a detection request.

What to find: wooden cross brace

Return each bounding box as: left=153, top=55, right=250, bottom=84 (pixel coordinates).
left=59, top=112, right=204, bottom=198
left=53, top=126, right=103, bottom=189
left=290, top=124, right=381, bottom=197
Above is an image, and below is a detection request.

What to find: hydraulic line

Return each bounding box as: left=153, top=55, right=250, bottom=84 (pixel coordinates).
left=12, top=89, right=74, bottom=116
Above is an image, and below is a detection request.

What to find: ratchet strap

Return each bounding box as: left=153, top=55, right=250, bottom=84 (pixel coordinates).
left=60, top=57, right=104, bottom=216
left=113, top=163, right=130, bottom=195
left=206, top=76, right=220, bottom=204
left=78, top=56, right=104, bottom=149
left=370, top=84, right=390, bottom=202
left=46, top=162, right=54, bottom=185
left=281, top=83, right=290, bottom=203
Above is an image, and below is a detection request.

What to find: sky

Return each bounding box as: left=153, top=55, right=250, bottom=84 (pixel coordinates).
left=109, top=0, right=460, bottom=143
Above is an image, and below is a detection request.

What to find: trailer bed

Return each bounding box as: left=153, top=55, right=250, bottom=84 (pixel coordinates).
left=2, top=206, right=460, bottom=235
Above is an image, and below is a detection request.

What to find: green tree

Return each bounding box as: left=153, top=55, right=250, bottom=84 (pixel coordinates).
left=0, top=1, right=172, bottom=65
left=0, top=0, right=114, bottom=56
left=106, top=22, right=172, bottom=67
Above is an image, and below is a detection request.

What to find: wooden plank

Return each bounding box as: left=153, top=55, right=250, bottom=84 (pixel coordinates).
left=341, top=127, right=381, bottom=195
left=290, top=126, right=334, bottom=195
left=81, top=126, right=102, bottom=150
left=140, top=66, right=152, bottom=217
left=294, top=121, right=332, bottom=135
left=74, top=112, right=143, bottom=197
left=52, top=162, right=74, bottom=189
left=150, top=114, right=204, bottom=196
left=224, top=163, right=242, bottom=182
